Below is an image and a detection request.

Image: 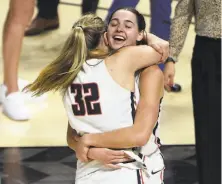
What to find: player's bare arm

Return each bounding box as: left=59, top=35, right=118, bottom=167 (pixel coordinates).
left=67, top=124, right=129, bottom=165
left=118, top=45, right=163, bottom=72
left=146, top=33, right=169, bottom=62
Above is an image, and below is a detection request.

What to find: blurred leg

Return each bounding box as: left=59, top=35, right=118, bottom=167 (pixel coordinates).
left=0, top=0, right=35, bottom=120
left=192, top=36, right=221, bottom=184
left=82, top=0, right=99, bottom=15
left=150, top=0, right=171, bottom=41
left=150, top=0, right=181, bottom=92
left=150, top=0, right=171, bottom=71
left=37, top=0, right=59, bottom=19
left=3, top=0, right=35, bottom=94
left=25, top=0, right=60, bottom=36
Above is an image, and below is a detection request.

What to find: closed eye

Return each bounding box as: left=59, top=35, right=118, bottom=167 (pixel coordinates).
left=125, top=22, right=133, bottom=29
left=110, top=20, right=118, bottom=27
left=111, top=23, right=118, bottom=27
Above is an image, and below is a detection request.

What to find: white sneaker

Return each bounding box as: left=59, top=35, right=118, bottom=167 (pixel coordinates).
left=0, top=84, right=7, bottom=104
left=3, top=92, right=31, bottom=121
left=0, top=84, right=30, bottom=121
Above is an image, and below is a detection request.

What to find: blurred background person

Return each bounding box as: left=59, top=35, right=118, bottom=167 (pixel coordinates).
left=25, top=0, right=99, bottom=36
left=82, top=0, right=99, bottom=16
left=149, top=0, right=181, bottom=92
left=25, top=0, right=60, bottom=36
left=169, top=0, right=221, bottom=183
left=0, top=0, right=36, bottom=121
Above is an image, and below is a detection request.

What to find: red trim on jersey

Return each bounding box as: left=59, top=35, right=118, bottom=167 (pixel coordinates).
left=159, top=167, right=165, bottom=182
left=139, top=170, right=144, bottom=184
left=154, top=135, right=161, bottom=148
left=160, top=170, right=163, bottom=181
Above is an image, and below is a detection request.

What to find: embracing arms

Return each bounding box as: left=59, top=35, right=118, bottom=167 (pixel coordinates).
left=76, top=66, right=164, bottom=149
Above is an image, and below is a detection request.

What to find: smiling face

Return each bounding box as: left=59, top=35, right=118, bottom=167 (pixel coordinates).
left=106, top=9, right=144, bottom=50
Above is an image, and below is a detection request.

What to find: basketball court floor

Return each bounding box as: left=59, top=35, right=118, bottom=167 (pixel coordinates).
left=0, top=1, right=198, bottom=183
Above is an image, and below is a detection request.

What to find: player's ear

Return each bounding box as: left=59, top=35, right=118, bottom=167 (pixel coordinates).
left=103, top=32, right=109, bottom=46
left=136, top=31, right=144, bottom=42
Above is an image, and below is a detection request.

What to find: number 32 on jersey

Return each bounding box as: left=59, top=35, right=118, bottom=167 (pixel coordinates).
left=71, top=83, right=102, bottom=116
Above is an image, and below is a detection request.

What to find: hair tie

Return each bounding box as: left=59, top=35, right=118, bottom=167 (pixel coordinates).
left=73, top=25, right=83, bottom=30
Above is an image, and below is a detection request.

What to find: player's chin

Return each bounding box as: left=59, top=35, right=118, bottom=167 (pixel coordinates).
left=112, top=43, right=126, bottom=50
left=109, top=40, right=124, bottom=49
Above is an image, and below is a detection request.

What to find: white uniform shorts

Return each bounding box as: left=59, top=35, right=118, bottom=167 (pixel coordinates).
left=75, top=150, right=165, bottom=184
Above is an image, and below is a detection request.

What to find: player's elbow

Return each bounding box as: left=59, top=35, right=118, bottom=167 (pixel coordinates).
left=66, top=134, right=71, bottom=147
left=66, top=132, right=74, bottom=149
left=134, top=131, right=151, bottom=147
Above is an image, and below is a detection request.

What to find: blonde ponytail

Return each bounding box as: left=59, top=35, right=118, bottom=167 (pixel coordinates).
left=25, top=14, right=107, bottom=96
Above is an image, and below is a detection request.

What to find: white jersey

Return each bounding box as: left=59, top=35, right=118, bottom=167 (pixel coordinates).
left=63, top=59, right=163, bottom=180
